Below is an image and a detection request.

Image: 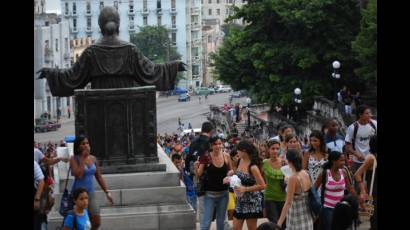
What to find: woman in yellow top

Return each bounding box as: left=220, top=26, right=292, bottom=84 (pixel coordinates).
left=262, top=139, right=287, bottom=226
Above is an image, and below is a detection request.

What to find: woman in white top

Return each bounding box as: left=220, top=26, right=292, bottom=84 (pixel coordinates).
left=302, top=130, right=328, bottom=185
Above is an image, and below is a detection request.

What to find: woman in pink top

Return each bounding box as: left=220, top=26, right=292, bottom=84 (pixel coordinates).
left=315, top=151, right=357, bottom=230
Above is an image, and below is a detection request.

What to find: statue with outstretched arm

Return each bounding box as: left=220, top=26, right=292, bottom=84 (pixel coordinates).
left=37, top=6, right=186, bottom=97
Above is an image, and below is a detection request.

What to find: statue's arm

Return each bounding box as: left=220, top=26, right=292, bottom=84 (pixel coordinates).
left=36, top=49, right=92, bottom=97
left=131, top=46, right=186, bottom=91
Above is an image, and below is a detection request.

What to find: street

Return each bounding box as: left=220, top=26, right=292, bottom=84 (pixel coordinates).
left=34, top=92, right=247, bottom=143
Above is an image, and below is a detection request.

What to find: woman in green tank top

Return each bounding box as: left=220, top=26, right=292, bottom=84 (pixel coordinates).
left=262, top=139, right=287, bottom=225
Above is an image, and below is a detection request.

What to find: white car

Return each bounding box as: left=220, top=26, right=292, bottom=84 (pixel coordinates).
left=215, top=85, right=232, bottom=93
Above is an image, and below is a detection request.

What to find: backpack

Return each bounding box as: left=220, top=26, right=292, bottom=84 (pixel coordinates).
left=352, top=120, right=376, bottom=151
left=184, top=135, right=209, bottom=178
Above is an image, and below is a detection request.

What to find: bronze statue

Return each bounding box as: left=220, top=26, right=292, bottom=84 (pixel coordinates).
left=37, top=6, right=186, bottom=97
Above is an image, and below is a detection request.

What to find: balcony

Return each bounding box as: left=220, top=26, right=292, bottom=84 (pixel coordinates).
left=72, top=11, right=77, bottom=17
left=71, top=27, right=78, bottom=33
left=64, top=11, right=70, bottom=17
left=64, top=53, right=70, bottom=60
left=191, top=7, right=200, bottom=15
left=128, top=10, right=135, bottom=16
left=142, top=8, right=149, bottom=15
left=86, top=10, right=92, bottom=16
left=191, top=23, right=201, bottom=31
left=170, top=8, right=177, bottom=15
left=129, top=26, right=136, bottom=32
left=192, top=39, right=201, bottom=46
left=192, top=74, right=200, bottom=80
left=170, top=24, right=177, bottom=31
left=156, top=9, right=163, bottom=15
left=86, top=27, right=92, bottom=34
left=192, top=56, right=201, bottom=64
left=44, top=49, right=53, bottom=63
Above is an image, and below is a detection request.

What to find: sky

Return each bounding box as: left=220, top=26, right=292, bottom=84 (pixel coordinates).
left=46, top=0, right=61, bottom=14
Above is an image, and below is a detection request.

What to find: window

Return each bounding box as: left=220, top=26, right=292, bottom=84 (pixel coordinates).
left=44, top=40, right=49, bottom=56
left=172, top=16, right=176, bottom=27
left=217, top=9, right=220, bottom=15
left=129, top=2, right=134, bottom=13
left=55, top=39, right=59, bottom=52
left=72, top=2, right=76, bottom=14
left=208, top=35, right=212, bottom=43
left=65, top=38, right=69, bottom=52
left=73, top=18, right=77, bottom=29
left=171, top=0, right=176, bottom=9
left=114, top=1, right=118, bottom=10
left=209, top=0, right=212, bottom=3
left=143, top=16, right=147, bottom=25
left=172, top=33, right=176, bottom=45
left=143, top=0, right=147, bottom=11
left=87, top=17, right=91, bottom=30
left=209, top=9, right=212, bottom=15
left=226, top=8, right=229, bottom=15
left=192, top=47, right=199, bottom=57
left=192, top=65, right=199, bottom=75
left=192, top=31, right=199, bottom=39
left=191, top=15, right=198, bottom=24
left=157, top=16, right=162, bottom=26
left=129, top=16, right=134, bottom=29
left=157, top=0, right=161, bottom=9
left=65, top=2, right=69, bottom=14
left=100, top=1, right=104, bottom=10
left=86, top=1, right=91, bottom=14
left=217, top=0, right=220, bottom=3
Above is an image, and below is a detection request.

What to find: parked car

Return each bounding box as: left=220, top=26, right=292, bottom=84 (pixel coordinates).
left=34, top=118, right=61, bottom=133
left=178, top=93, right=191, bottom=102
left=172, top=87, right=188, bottom=95
left=180, top=128, right=202, bottom=137
left=194, top=87, right=215, bottom=95
left=230, top=91, right=242, bottom=98
left=215, top=85, right=232, bottom=93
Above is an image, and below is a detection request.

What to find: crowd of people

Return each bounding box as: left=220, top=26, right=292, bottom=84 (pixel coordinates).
left=158, top=104, right=377, bottom=230
left=34, top=104, right=376, bottom=230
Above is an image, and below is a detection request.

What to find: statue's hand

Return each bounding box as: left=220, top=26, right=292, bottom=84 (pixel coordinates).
left=36, top=68, right=51, bottom=79
left=178, top=62, right=187, bottom=72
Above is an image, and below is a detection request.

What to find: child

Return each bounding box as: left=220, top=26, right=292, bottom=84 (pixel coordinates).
left=63, top=187, right=92, bottom=230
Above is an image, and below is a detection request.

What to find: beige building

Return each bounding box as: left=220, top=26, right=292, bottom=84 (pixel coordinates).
left=70, top=37, right=95, bottom=64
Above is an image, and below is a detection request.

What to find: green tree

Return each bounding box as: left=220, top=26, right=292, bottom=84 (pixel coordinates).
left=130, top=26, right=185, bottom=85
left=212, top=0, right=361, bottom=109
left=352, top=0, right=377, bottom=83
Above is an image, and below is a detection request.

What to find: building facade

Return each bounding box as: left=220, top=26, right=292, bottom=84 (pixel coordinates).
left=34, top=20, right=72, bottom=121
left=60, top=0, right=203, bottom=89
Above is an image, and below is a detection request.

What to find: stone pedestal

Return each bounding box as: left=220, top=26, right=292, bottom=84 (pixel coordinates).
left=74, top=86, right=165, bottom=173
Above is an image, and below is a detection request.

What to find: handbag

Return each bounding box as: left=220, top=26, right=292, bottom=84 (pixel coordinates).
left=59, top=167, right=74, bottom=217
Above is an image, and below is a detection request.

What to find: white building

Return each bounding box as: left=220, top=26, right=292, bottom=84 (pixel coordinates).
left=34, top=15, right=72, bottom=121
left=201, top=0, right=246, bottom=86
left=60, top=0, right=204, bottom=89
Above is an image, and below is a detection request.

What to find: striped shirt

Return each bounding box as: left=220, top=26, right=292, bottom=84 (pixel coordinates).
left=323, top=169, right=345, bottom=208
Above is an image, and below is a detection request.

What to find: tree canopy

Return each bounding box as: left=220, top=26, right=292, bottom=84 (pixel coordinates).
left=211, top=0, right=362, bottom=109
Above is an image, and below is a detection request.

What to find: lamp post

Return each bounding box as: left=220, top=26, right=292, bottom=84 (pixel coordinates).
left=293, top=88, right=302, bottom=121
left=332, top=60, right=341, bottom=106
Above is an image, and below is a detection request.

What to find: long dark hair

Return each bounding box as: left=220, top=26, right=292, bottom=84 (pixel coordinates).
left=286, top=149, right=302, bottom=172
left=237, top=140, right=261, bottom=174
left=309, top=130, right=327, bottom=154
left=74, top=134, right=88, bottom=156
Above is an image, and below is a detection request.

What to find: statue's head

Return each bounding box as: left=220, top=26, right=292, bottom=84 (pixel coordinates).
left=98, top=6, right=120, bottom=36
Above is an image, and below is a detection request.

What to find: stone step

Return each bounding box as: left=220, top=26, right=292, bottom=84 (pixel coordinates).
left=59, top=170, right=180, bottom=192
left=48, top=203, right=196, bottom=230
left=52, top=184, right=188, bottom=212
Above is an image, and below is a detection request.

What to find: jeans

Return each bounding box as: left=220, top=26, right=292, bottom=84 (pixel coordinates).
left=200, top=191, right=229, bottom=230
left=320, top=207, right=334, bottom=230
left=265, top=200, right=285, bottom=226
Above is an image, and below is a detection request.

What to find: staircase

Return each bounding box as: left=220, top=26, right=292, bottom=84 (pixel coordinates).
left=47, top=146, right=196, bottom=230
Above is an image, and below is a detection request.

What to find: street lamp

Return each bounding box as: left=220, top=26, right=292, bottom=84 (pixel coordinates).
left=293, top=88, right=302, bottom=121
left=332, top=60, right=341, bottom=106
